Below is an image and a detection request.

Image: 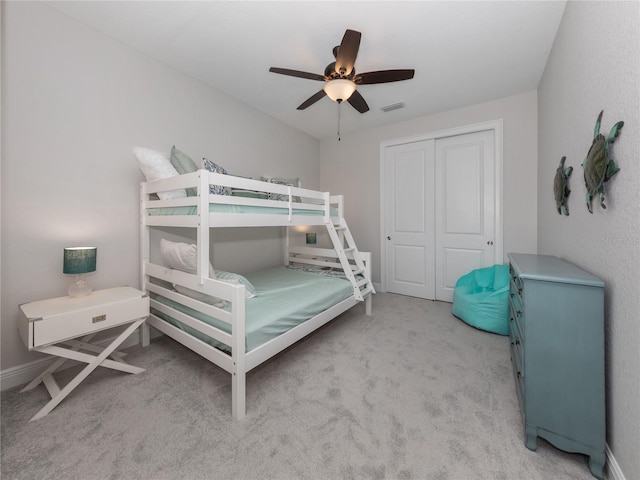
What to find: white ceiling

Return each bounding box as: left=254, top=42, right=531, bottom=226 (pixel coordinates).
left=46, top=1, right=566, bottom=140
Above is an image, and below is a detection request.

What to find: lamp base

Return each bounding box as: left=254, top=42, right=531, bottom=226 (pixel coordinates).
left=68, top=275, right=92, bottom=298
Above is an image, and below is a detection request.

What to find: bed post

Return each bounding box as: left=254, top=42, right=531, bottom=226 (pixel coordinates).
left=363, top=251, right=373, bottom=316
left=231, top=286, right=246, bottom=420
left=140, top=182, right=151, bottom=347
left=284, top=226, right=290, bottom=266
left=197, top=170, right=210, bottom=285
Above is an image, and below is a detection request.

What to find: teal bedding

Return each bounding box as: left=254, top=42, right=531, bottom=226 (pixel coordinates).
left=147, top=204, right=334, bottom=217
left=152, top=266, right=354, bottom=352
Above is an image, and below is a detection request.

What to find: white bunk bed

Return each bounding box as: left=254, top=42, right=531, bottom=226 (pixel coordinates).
left=139, top=170, right=374, bottom=419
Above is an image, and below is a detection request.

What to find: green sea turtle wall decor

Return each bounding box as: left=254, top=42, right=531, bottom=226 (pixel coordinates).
left=554, top=156, right=573, bottom=215
left=582, top=110, right=624, bottom=213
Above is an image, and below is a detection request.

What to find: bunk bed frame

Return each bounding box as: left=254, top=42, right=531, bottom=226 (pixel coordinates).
left=139, top=170, right=374, bottom=419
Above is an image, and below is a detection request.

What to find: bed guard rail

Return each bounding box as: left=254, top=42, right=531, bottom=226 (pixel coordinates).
left=141, top=170, right=334, bottom=215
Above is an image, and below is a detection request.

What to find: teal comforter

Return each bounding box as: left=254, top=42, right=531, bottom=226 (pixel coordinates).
left=153, top=266, right=354, bottom=352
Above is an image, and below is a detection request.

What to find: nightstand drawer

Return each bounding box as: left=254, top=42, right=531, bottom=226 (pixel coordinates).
left=20, top=287, right=149, bottom=349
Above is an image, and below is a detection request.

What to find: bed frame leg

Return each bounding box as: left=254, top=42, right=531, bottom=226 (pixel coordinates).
left=232, top=368, right=246, bottom=420
left=365, top=294, right=372, bottom=316
left=140, top=322, right=150, bottom=347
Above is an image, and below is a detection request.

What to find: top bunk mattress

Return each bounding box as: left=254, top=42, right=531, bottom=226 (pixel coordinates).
left=152, top=266, right=354, bottom=352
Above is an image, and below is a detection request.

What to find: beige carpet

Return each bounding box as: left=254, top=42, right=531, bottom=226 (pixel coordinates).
left=1, top=293, right=598, bottom=479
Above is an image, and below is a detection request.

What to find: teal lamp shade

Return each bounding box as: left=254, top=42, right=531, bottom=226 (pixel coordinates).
left=63, top=247, right=96, bottom=297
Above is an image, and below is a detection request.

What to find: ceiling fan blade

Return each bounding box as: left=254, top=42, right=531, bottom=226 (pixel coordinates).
left=297, top=90, right=327, bottom=110
left=355, top=69, right=415, bottom=85
left=269, top=67, right=326, bottom=82
left=347, top=90, right=369, bottom=113
left=334, top=29, right=361, bottom=76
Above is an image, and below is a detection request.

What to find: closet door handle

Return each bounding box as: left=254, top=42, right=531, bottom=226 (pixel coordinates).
left=387, top=236, right=391, bottom=240
left=487, top=241, right=494, bottom=246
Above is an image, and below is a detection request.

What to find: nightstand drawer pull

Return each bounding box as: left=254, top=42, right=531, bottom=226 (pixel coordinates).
left=92, top=314, right=107, bottom=323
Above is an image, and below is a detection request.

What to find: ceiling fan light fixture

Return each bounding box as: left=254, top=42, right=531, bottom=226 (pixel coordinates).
left=323, top=79, right=356, bottom=103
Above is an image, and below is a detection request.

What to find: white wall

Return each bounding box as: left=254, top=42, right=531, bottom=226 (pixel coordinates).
left=0, top=2, right=319, bottom=371
left=319, top=91, right=538, bottom=284
left=537, top=2, right=640, bottom=479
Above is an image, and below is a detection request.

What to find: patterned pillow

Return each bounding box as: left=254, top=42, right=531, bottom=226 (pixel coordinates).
left=231, top=189, right=269, bottom=199
left=202, top=158, right=230, bottom=195
left=261, top=176, right=301, bottom=202
left=170, top=146, right=198, bottom=197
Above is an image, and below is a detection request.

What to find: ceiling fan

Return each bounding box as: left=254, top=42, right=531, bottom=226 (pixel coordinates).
left=269, top=29, right=415, bottom=113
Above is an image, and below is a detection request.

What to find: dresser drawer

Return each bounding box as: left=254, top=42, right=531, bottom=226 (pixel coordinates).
left=509, top=295, right=525, bottom=341
left=510, top=339, right=525, bottom=414
left=509, top=314, right=524, bottom=371
left=510, top=277, right=524, bottom=307
left=509, top=265, right=524, bottom=301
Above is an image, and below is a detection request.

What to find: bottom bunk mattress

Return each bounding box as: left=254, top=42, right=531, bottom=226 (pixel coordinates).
left=152, top=266, right=355, bottom=352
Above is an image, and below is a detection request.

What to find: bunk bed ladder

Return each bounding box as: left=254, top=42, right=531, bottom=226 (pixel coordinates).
left=326, top=220, right=376, bottom=301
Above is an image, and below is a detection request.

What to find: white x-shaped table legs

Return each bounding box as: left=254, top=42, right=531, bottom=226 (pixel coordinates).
left=21, top=319, right=145, bottom=421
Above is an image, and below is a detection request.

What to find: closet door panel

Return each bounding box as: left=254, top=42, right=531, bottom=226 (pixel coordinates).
left=435, top=130, right=496, bottom=302
left=384, top=140, right=435, bottom=299
left=442, top=147, right=482, bottom=234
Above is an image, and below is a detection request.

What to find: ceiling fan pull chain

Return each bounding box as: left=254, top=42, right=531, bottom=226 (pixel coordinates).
left=337, top=103, right=341, bottom=142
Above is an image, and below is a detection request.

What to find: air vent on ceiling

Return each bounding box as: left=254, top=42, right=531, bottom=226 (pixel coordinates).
left=380, top=102, right=405, bottom=113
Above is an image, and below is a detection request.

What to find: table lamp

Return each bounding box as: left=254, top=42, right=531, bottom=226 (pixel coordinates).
left=63, top=247, right=97, bottom=297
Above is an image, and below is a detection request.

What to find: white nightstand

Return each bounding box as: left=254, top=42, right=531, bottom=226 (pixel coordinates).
left=19, top=286, right=149, bottom=421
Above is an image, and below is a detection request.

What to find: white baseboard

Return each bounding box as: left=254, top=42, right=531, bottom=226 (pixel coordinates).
left=0, top=330, right=156, bottom=392
left=606, top=444, right=627, bottom=480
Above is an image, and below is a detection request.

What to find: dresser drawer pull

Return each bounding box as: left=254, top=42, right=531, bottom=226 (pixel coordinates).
left=92, top=314, right=107, bottom=323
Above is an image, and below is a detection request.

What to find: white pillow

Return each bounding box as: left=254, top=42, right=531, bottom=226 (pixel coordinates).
left=160, top=239, right=215, bottom=278
left=160, top=239, right=223, bottom=306
left=133, top=147, right=187, bottom=200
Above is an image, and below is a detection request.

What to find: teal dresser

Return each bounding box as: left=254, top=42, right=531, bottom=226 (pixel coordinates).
left=507, top=253, right=605, bottom=480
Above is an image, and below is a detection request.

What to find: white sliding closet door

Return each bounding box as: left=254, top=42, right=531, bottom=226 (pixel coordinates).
left=384, top=140, right=436, bottom=299
left=383, top=127, right=500, bottom=302
left=434, top=130, right=496, bottom=302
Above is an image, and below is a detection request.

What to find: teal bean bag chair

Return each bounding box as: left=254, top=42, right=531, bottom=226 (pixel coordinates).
left=451, top=264, right=510, bottom=335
